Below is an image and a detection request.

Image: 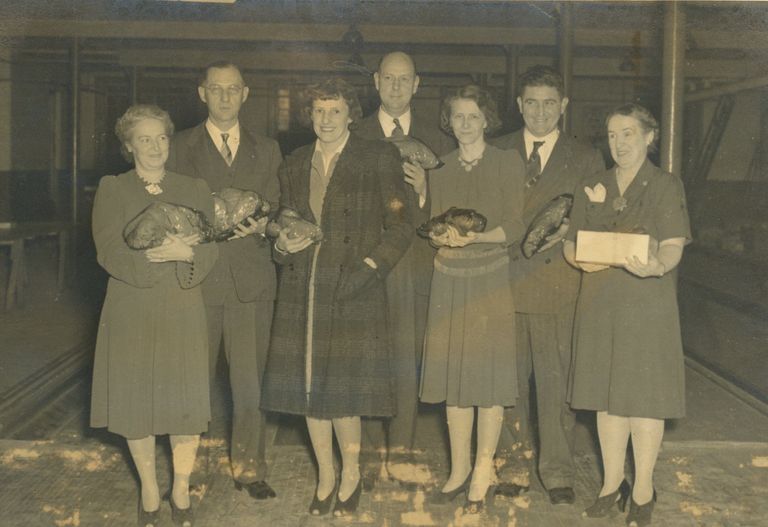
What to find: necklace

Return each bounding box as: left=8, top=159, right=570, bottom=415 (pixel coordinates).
left=458, top=151, right=484, bottom=172
left=138, top=171, right=165, bottom=195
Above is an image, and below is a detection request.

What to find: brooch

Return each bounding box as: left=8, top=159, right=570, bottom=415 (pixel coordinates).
left=145, top=183, right=163, bottom=195
left=612, top=196, right=627, bottom=212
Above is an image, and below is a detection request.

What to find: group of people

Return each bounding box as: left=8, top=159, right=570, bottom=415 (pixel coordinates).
left=89, top=51, right=690, bottom=527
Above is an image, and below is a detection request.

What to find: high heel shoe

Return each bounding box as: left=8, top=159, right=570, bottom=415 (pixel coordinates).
left=626, top=490, right=657, bottom=527
left=583, top=479, right=631, bottom=518
left=463, top=483, right=496, bottom=515
left=308, top=481, right=336, bottom=516
left=137, top=497, right=160, bottom=527
left=168, top=496, right=194, bottom=527
left=428, top=472, right=471, bottom=504
left=333, top=479, right=362, bottom=517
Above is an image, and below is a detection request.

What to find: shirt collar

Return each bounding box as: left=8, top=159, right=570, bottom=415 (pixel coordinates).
left=205, top=119, right=240, bottom=146
left=378, top=107, right=412, bottom=137
left=314, top=130, right=350, bottom=173
left=523, top=127, right=559, bottom=153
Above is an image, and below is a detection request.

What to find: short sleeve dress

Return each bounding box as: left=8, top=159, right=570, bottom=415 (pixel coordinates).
left=419, top=146, right=526, bottom=408
left=90, top=170, right=219, bottom=439
left=566, top=160, right=691, bottom=419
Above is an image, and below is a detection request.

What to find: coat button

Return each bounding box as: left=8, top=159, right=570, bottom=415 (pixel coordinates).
left=545, top=258, right=551, bottom=264
left=511, top=256, right=519, bottom=261
left=343, top=236, right=351, bottom=243
left=343, top=208, right=351, bottom=216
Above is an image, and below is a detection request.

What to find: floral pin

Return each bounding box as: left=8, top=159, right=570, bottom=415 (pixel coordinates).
left=612, top=196, right=628, bottom=212
left=584, top=183, right=606, bottom=203
left=145, top=183, right=163, bottom=195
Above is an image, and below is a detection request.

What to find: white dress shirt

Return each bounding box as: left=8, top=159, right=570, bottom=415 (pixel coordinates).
left=378, top=107, right=412, bottom=137
left=523, top=127, right=560, bottom=172
left=206, top=119, right=241, bottom=160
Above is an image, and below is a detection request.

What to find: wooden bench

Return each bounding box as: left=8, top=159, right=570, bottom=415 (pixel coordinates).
left=0, top=222, right=70, bottom=309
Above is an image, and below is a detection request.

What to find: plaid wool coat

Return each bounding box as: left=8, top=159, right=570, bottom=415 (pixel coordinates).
left=261, top=134, right=413, bottom=419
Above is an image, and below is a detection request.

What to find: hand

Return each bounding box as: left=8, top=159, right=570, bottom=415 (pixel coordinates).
left=430, top=225, right=477, bottom=248
left=579, top=262, right=610, bottom=273
left=337, top=262, right=379, bottom=300
left=229, top=216, right=268, bottom=240
left=146, top=233, right=197, bottom=263
left=403, top=161, right=427, bottom=197
left=624, top=254, right=665, bottom=278
left=537, top=218, right=570, bottom=253
left=275, top=228, right=313, bottom=254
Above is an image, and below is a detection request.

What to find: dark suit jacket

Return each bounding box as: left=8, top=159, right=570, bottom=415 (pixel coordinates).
left=493, top=130, right=605, bottom=313
left=354, top=110, right=455, bottom=295
left=166, top=122, right=282, bottom=305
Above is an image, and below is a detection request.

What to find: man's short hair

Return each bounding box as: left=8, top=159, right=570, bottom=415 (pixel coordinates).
left=518, top=65, right=565, bottom=99
left=199, top=61, right=245, bottom=86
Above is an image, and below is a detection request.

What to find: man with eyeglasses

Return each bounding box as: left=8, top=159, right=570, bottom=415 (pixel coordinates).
left=167, top=61, right=281, bottom=501
left=355, top=51, right=454, bottom=489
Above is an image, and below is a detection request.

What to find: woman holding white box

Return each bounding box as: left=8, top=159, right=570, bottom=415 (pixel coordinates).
left=562, top=104, right=690, bottom=527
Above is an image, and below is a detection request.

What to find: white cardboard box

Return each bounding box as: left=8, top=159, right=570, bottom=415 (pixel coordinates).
left=575, top=230, right=650, bottom=266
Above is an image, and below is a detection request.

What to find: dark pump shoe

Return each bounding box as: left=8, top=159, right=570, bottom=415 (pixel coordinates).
left=234, top=480, right=277, bottom=500
left=548, top=486, right=576, bottom=505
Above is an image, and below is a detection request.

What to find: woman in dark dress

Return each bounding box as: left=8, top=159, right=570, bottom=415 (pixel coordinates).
left=91, top=105, right=218, bottom=527
left=563, top=104, right=691, bottom=527
left=260, top=78, right=411, bottom=517
left=419, top=85, right=525, bottom=514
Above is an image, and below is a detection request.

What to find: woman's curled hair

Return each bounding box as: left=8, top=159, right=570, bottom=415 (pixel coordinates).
left=300, top=77, right=363, bottom=128
left=115, top=104, right=175, bottom=162
left=440, top=84, right=502, bottom=136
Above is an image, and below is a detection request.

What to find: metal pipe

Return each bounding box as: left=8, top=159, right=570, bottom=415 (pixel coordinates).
left=686, top=73, right=768, bottom=103
left=558, top=1, right=574, bottom=133
left=661, top=1, right=685, bottom=176
left=70, top=38, right=79, bottom=226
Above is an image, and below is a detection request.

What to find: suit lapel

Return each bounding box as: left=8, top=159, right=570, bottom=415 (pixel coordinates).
left=523, top=133, right=570, bottom=221
left=358, top=114, right=385, bottom=139
left=190, top=124, right=225, bottom=187
left=292, top=148, right=316, bottom=224
left=322, top=134, right=359, bottom=209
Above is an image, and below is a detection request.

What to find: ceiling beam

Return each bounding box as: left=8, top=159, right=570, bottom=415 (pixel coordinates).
left=4, top=19, right=767, bottom=51
left=116, top=49, right=753, bottom=79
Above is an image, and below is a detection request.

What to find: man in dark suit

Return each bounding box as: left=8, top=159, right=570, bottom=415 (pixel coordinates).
left=493, top=65, right=604, bottom=504
left=354, top=51, right=454, bottom=488
left=166, top=61, right=281, bottom=500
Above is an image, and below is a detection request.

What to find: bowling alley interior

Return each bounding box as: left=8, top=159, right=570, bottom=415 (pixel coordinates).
left=0, top=1, right=767, bottom=526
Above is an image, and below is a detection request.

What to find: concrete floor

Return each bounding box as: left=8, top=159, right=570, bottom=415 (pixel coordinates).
left=1, top=237, right=767, bottom=526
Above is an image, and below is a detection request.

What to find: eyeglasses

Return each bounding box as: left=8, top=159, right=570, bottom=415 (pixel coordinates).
left=206, top=84, right=244, bottom=97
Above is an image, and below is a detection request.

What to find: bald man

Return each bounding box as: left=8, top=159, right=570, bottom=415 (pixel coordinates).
left=355, top=51, right=454, bottom=489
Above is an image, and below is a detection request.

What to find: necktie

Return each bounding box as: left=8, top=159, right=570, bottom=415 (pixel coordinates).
left=525, top=140, right=545, bottom=188
left=221, top=133, right=233, bottom=166
left=392, top=118, right=405, bottom=138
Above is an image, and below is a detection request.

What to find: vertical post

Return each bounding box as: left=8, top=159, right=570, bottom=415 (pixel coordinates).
left=558, top=1, right=574, bottom=133
left=49, top=88, right=64, bottom=216
left=130, top=66, right=139, bottom=105
left=0, top=49, right=12, bottom=223
left=504, top=45, right=518, bottom=122
left=661, top=1, right=685, bottom=176
left=70, top=38, right=79, bottom=226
